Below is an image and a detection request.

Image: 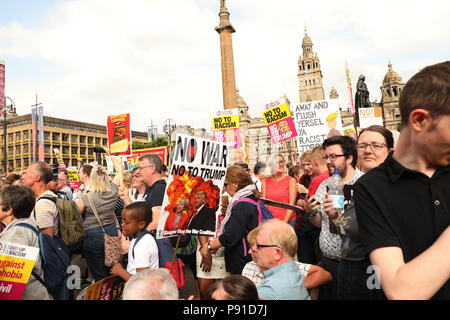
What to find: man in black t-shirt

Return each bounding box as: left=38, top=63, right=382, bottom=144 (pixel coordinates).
left=354, top=61, right=450, bottom=300
left=137, top=153, right=167, bottom=231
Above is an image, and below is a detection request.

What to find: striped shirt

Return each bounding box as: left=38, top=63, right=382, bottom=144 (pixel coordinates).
left=242, top=260, right=310, bottom=287
left=32, top=190, right=59, bottom=236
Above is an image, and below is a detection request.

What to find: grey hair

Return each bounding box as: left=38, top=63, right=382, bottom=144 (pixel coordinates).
left=122, top=268, right=179, bottom=300
left=138, top=153, right=163, bottom=174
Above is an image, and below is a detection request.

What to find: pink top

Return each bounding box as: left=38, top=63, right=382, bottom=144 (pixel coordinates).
left=264, top=175, right=295, bottom=222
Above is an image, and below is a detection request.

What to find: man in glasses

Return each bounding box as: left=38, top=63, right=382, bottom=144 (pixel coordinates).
left=254, top=219, right=310, bottom=300
left=304, top=135, right=363, bottom=299
left=137, top=153, right=166, bottom=231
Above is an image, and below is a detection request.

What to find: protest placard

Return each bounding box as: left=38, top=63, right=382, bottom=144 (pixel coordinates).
left=0, top=241, right=39, bottom=300
left=263, top=97, right=298, bottom=144
left=156, top=134, right=227, bottom=239
left=67, top=166, right=81, bottom=189
left=107, top=113, right=132, bottom=156
left=53, top=148, right=66, bottom=171
left=359, top=107, right=383, bottom=129
left=342, top=125, right=358, bottom=140
left=78, top=275, right=125, bottom=300
left=212, top=109, right=242, bottom=149
left=294, top=99, right=343, bottom=153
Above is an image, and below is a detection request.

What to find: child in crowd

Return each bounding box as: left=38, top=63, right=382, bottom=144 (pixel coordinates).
left=110, top=202, right=159, bottom=281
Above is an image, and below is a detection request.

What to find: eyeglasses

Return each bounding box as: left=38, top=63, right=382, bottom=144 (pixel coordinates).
left=137, top=164, right=153, bottom=171
left=357, top=142, right=387, bottom=152
left=253, top=242, right=279, bottom=250
left=323, top=154, right=346, bottom=161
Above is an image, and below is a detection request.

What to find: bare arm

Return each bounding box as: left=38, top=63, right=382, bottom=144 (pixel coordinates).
left=283, top=178, right=297, bottom=223
left=370, top=226, right=450, bottom=300
left=304, top=264, right=332, bottom=289
left=146, top=206, right=161, bottom=231
left=39, top=227, right=54, bottom=237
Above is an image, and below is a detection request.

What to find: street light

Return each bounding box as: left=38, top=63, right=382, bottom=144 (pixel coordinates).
left=3, top=96, right=17, bottom=173
left=163, top=118, right=176, bottom=166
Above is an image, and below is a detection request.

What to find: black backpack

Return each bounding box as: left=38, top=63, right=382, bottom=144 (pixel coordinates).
left=13, top=223, right=70, bottom=294
left=132, top=231, right=178, bottom=268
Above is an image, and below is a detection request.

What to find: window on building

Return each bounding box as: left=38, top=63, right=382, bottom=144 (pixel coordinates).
left=393, top=87, right=398, bottom=96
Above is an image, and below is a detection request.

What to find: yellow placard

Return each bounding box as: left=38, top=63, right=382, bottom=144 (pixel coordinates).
left=0, top=256, right=35, bottom=284
left=212, top=114, right=240, bottom=130
left=263, top=101, right=291, bottom=126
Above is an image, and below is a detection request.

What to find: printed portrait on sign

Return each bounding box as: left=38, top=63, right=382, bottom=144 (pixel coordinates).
left=277, top=120, right=290, bottom=134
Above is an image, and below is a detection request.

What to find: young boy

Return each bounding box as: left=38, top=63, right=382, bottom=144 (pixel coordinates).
left=110, top=202, right=159, bottom=281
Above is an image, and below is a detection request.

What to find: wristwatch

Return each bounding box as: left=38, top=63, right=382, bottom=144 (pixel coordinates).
left=207, top=242, right=212, bottom=251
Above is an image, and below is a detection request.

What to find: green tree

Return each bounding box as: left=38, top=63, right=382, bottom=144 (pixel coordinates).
left=132, top=137, right=168, bottom=150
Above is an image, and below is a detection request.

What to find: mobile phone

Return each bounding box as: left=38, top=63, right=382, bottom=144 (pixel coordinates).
left=298, top=192, right=308, bottom=200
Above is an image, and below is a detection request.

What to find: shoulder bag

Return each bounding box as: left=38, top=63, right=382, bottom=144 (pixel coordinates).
left=88, top=193, right=122, bottom=267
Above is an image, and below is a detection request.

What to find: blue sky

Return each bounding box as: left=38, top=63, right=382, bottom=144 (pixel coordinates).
left=1, top=0, right=449, bottom=132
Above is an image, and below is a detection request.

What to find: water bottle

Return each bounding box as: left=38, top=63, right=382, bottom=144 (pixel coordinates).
left=327, top=168, right=344, bottom=213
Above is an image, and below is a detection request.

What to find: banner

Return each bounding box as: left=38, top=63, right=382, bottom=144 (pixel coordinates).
left=67, top=166, right=80, bottom=189
left=263, top=97, right=297, bottom=144
left=345, top=61, right=355, bottom=115
left=147, top=127, right=158, bottom=142
left=107, top=113, right=132, bottom=156
left=0, top=61, right=4, bottom=113
left=77, top=275, right=125, bottom=300
left=212, top=109, right=241, bottom=148
left=31, top=106, right=37, bottom=162
left=0, top=241, right=39, bottom=300
left=294, top=99, right=343, bottom=153
left=37, top=105, right=44, bottom=162
left=53, top=148, right=66, bottom=171
left=156, top=134, right=227, bottom=239
left=359, top=107, right=383, bottom=129
left=126, top=146, right=169, bottom=171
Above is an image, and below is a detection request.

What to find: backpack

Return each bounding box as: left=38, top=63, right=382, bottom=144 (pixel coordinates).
left=233, top=197, right=274, bottom=257
left=234, top=197, right=274, bottom=223
left=131, top=230, right=179, bottom=268
left=39, top=196, right=85, bottom=254
left=14, top=223, right=70, bottom=294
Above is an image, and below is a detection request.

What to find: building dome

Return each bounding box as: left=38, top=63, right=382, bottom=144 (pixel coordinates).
left=302, top=33, right=313, bottom=46
left=329, top=87, right=338, bottom=99
left=383, top=62, right=402, bottom=85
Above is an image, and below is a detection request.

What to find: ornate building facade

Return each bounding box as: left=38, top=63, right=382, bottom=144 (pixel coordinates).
left=298, top=28, right=325, bottom=102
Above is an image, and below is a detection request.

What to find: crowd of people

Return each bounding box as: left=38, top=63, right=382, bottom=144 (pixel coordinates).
left=0, top=61, right=448, bottom=300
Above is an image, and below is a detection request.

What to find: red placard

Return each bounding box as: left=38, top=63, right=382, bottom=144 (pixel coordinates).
left=107, top=113, right=132, bottom=156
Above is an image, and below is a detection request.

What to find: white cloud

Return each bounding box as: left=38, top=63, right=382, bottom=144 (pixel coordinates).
left=1, top=0, right=449, bottom=134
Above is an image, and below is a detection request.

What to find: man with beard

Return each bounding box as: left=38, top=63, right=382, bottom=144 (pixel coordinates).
left=304, top=135, right=363, bottom=299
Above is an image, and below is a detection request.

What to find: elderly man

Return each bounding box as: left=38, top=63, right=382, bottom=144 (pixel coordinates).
left=21, top=161, right=59, bottom=238
left=354, top=61, right=450, bottom=300
left=252, top=219, right=310, bottom=300
left=57, top=171, right=73, bottom=200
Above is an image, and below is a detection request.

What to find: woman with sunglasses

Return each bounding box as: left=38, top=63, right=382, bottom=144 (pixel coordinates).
left=324, top=125, right=393, bottom=300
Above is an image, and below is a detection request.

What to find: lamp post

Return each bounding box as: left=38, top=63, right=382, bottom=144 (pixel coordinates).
left=163, top=118, right=176, bottom=167
left=3, top=96, right=17, bottom=173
